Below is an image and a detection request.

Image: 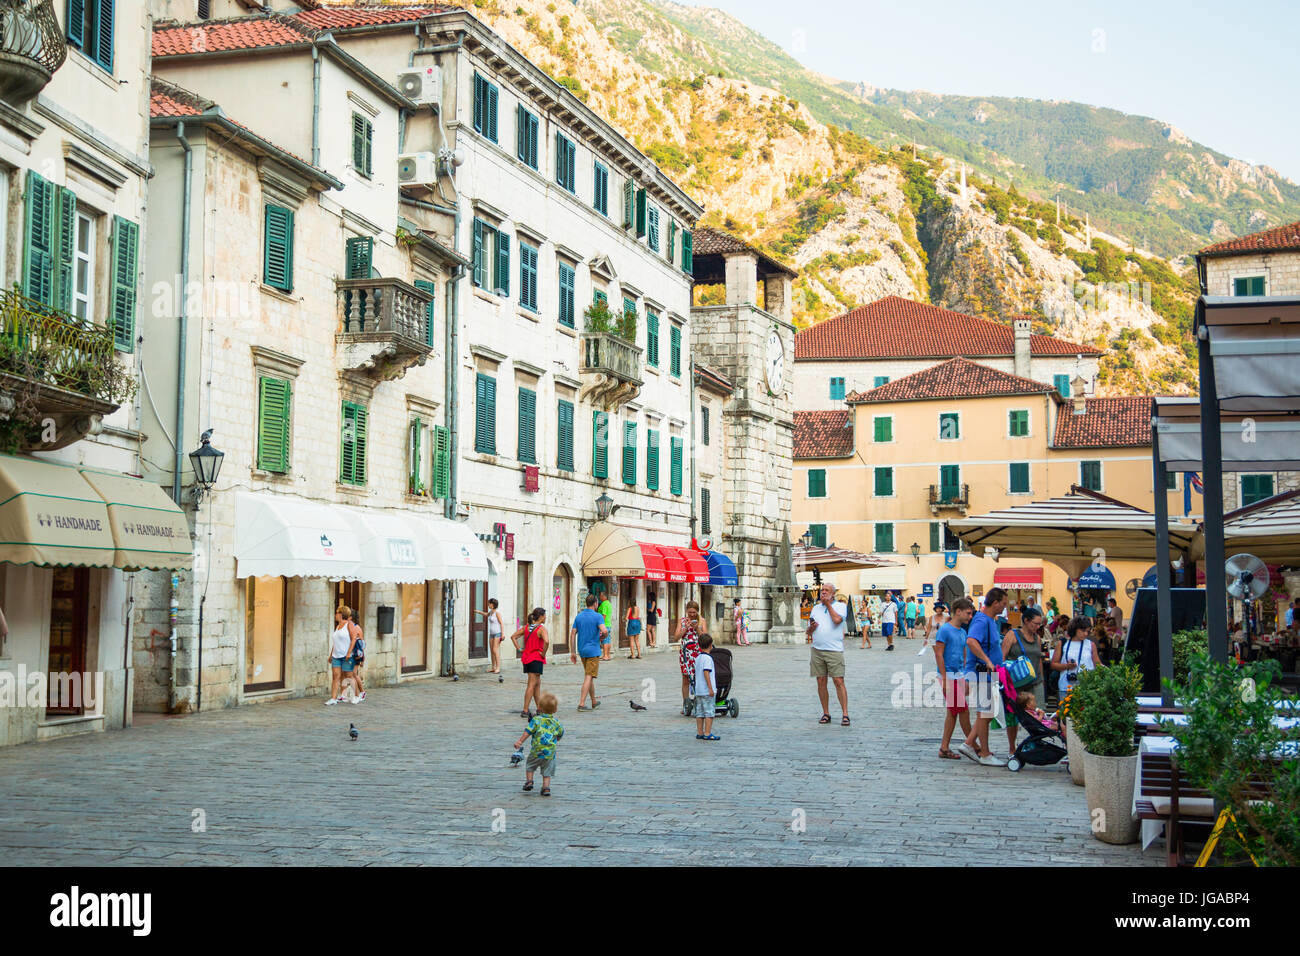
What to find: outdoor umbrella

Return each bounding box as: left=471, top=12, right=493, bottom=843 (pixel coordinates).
left=1219, top=489, right=1300, bottom=565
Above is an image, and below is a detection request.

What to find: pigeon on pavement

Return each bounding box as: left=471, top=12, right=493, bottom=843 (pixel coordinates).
left=348, top=723, right=359, bottom=741
left=630, top=700, right=647, bottom=711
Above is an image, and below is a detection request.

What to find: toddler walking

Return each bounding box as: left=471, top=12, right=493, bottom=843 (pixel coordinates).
left=693, top=635, right=719, bottom=741
left=513, top=691, right=564, bottom=796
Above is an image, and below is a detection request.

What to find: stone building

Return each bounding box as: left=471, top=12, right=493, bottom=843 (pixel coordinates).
left=0, top=2, right=191, bottom=747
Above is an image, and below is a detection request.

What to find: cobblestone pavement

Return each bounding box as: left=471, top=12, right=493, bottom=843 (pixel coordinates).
left=0, top=643, right=1160, bottom=866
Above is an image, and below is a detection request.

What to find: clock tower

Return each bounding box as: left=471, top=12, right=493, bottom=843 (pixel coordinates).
left=689, top=229, right=800, bottom=643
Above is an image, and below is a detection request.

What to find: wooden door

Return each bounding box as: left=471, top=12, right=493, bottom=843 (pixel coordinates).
left=47, top=568, right=89, bottom=715
left=468, top=580, right=488, bottom=659
left=618, top=579, right=634, bottom=648
left=334, top=580, right=362, bottom=628
left=401, top=582, right=429, bottom=673
left=552, top=566, right=571, bottom=655
left=516, top=560, right=532, bottom=630
left=669, top=583, right=681, bottom=641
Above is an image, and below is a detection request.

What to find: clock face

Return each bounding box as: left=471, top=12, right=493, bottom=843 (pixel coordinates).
left=765, top=328, right=785, bottom=395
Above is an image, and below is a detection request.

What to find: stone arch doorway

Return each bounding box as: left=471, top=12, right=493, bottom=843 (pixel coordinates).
left=938, top=574, right=966, bottom=608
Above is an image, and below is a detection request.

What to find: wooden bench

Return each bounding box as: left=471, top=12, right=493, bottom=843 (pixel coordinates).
left=1134, top=754, right=1216, bottom=866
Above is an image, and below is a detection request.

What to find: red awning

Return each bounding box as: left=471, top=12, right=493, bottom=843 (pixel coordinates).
left=993, top=567, right=1044, bottom=589
left=638, top=543, right=668, bottom=581
left=669, top=546, right=711, bottom=584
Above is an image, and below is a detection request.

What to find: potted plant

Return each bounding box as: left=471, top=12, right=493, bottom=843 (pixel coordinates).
left=1058, top=685, right=1086, bottom=787
left=1073, top=662, right=1141, bottom=844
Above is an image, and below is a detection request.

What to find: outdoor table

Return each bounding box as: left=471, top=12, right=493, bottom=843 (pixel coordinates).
left=1137, top=712, right=1188, bottom=728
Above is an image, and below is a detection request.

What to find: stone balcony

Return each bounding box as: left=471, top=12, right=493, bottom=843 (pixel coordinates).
left=0, top=0, right=66, bottom=104
left=928, top=483, right=971, bottom=515
left=335, top=277, right=434, bottom=382
left=580, top=331, right=642, bottom=410
left=0, top=289, right=124, bottom=450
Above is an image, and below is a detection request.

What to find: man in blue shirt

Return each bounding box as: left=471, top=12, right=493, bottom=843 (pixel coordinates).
left=934, top=596, right=975, bottom=760
left=958, top=587, right=1008, bottom=766
left=569, top=593, right=609, bottom=712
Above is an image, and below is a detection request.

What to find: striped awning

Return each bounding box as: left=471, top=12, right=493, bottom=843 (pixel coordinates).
left=1219, top=489, right=1300, bottom=563
left=993, top=567, right=1043, bottom=589
left=699, top=549, right=739, bottom=586
left=580, top=523, right=706, bottom=581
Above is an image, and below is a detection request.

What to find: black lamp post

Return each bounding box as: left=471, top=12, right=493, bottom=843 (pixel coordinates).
left=595, top=491, right=615, bottom=521
left=188, top=429, right=224, bottom=508
left=910, top=542, right=921, bottom=563
left=800, top=527, right=814, bottom=549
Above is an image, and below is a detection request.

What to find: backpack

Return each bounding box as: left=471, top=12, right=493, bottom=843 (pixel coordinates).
left=352, top=637, right=365, bottom=663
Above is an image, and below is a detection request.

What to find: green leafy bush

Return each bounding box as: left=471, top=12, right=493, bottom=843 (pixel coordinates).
left=1172, top=628, right=1207, bottom=684
left=1072, top=661, right=1140, bottom=757
left=583, top=300, right=636, bottom=342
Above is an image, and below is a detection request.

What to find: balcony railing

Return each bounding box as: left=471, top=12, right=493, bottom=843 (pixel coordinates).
left=580, top=331, right=642, bottom=410
left=0, top=0, right=66, bottom=102
left=0, top=289, right=116, bottom=395
left=336, top=278, right=433, bottom=381
left=929, top=483, right=971, bottom=513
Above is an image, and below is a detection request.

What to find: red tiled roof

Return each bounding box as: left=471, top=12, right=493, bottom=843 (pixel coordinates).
left=693, top=364, right=734, bottom=395
left=1198, top=219, right=1300, bottom=258
left=149, top=79, right=209, bottom=118
left=846, top=357, right=1055, bottom=403
left=691, top=227, right=797, bottom=278
left=794, top=296, right=1100, bottom=361
left=296, top=4, right=449, bottom=29
left=1053, top=396, right=1152, bottom=449
left=794, top=410, right=854, bottom=459
left=152, top=16, right=318, bottom=57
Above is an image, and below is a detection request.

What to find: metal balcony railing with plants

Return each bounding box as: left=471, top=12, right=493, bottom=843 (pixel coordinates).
left=929, top=483, right=971, bottom=513
left=335, top=277, right=433, bottom=381
left=579, top=299, right=642, bottom=409
left=0, top=0, right=66, bottom=103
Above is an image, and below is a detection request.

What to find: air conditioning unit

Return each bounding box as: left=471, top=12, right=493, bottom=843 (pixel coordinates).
left=398, top=151, right=438, bottom=185
left=396, top=66, right=440, bottom=107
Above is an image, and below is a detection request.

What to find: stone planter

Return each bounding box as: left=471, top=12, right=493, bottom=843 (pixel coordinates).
left=1083, top=749, right=1140, bottom=845
left=1064, top=718, right=1085, bottom=786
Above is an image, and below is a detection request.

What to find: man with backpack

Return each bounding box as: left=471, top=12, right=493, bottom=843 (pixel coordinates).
left=958, top=587, right=1007, bottom=766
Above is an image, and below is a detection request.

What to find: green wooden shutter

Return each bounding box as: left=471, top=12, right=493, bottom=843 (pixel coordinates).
left=701, top=487, right=711, bottom=534
left=646, top=311, right=659, bottom=367
left=95, top=0, right=114, bottom=72
left=808, top=469, right=825, bottom=498
left=634, top=187, right=647, bottom=238
left=1242, top=474, right=1274, bottom=505
left=1009, top=461, right=1030, bottom=494
left=473, top=74, right=484, bottom=133
left=810, top=524, right=826, bottom=549
left=352, top=113, right=367, bottom=173
left=109, top=215, right=139, bottom=351
left=486, top=82, right=498, bottom=142
left=494, top=229, right=510, bottom=295
left=668, top=219, right=677, bottom=260
left=670, top=434, right=681, bottom=494
left=516, top=104, right=527, bottom=162
left=257, top=377, right=291, bottom=473
left=670, top=323, right=681, bottom=376
left=592, top=410, right=608, bottom=478
left=681, top=229, right=693, bottom=272
left=518, top=387, right=536, bottom=464
left=340, top=401, right=368, bottom=485
left=939, top=412, right=960, bottom=440
left=263, top=204, right=293, bottom=292
left=471, top=219, right=485, bottom=288
left=558, top=263, right=575, bottom=327
left=875, top=523, right=893, bottom=553
left=345, top=236, right=373, bottom=279
left=475, top=373, right=496, bottom=454
left=622, top=419, right=637, bottom=485
left=520, top=244, right=537, bottom=312
left=701, top=405, right=710, bottom=446
left=647, top=204, right=659, bottom=252
left=646, top=428, right=659, bottom=490
left=930, top=521, right=941, bottom=553
left=23, top=170, right=54, bottom=305
left=55, top=187, right=76, bottom=312
left=622, top=178, right=634, bottom=229
left=67, top=0, right=85, bottom=47
left=940, top=464, right=960, bottom=498
left=557, top=399, right=574, bottom=472
left=431, top=425, right=451, bottom=498
left=873, top=416, right=892, bottom=442
left=874, top=467, right=893, bottom=497
left=409, top=417, right=423, bottom=487
left=414, top=278, right=436, bottom=346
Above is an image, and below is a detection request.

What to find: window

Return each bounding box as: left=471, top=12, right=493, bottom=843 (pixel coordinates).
left=634, top=186, right=647, bottom=237
left=646, top=428, right=660, bottom=491
left=647, top=204, right=660, bottom=252
left=556, top=399, right=574, bottom=472
left=875, top=522, right=894, bottom=553
left=670, top=323, right=682, bottom=377
left=668, top=219, right=677, bottom=260
left=829, top=377, right=845, bottom=401
left=939, top=464, right=961, bottom=500
left=873, top=416, right=892, bottom=442
left=263, top=204, right=294, bottom=293
left=558, top=262, right=575, bottom=328
left=700, top=487, right=711, bottom=535
left=593, top=162, right=608, bottom=216
left=1008, top=409, right=1029, bottom=437
left=519, top=242, right=538, bottom=312
left=474, top=373, right=496, bottom=455
left=1054, top=374, right=1071, bottom=398
left=344, top=236, right=372, bottom=279
left=67, top=0, right=115, bottom=72
left=472, top=72, right=499, bottom=142
left=339, top=400, right=368, bottom=485
left=555, top=132, right=576, bottom=192
left=517, top=387, right=537, bottom=463
left=1164, top=471, right=1178, bottom=491
left=408, top=417, right=425, bottom=492
left=1233, top=276, right=1266, bottom=296
left=807, top=469, right=826, bottom=498
left=929, top=522, right=941, bottom=552
left=873, top=467, right=893, bottom=497
left=701, top=405, right=710, bottom=446
left=256, top=377, right=292, bottom=473
left=939, top=412, right=960, bottom=440
left=622, top=178, right=635, bottom=229
left=622, top=419, right=637, bottom=486
left=670, top=435, right=683, bottom=495
left=351, top=112, right=373, bottom=177
left=109, top=216, right=138, bottom=352
left=244, top=575, right=286, bottom=692
left=681, top=229, right=693, bottom=273
left=72, top=211, right=94, bottom=321
left=431, top=425, right=451, bottom=498
left=873, top=376, right=890, bottom=388
left=197, top=0, right=210, bottom=18
left=1080, top=460, right=1102, bottom=492
left=413, top=278, right=436, bottom=346
left=645, top=311, right=660, bottom=367
left=592, top=410, right=609, bottom=479
left=623, top=295, right=637, bottom=326
left=471, top=219, right=510, bottom=295
left=1009, top=462, right=1030, bottom=494
left=515, top=105, right=539, bottom=169
left=1241, top=474, right=1275, bottom=506
left=593, top=287, right=607, bottom=306
left=809, top=524, right=827, bottom=548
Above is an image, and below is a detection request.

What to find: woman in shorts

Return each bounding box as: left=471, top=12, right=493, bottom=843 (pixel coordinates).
left=476, top=598, right=506, bottom=676
left=645, top=592, right=659, bottom=649
left=510, top=607, right=549, bottom=719
left=326, top=606, right=358, bottom=706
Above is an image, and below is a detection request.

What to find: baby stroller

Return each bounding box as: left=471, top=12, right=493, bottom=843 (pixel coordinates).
left=997, top=675, right=1067, bottom=772
left=711, top=647, right=739, bottom=718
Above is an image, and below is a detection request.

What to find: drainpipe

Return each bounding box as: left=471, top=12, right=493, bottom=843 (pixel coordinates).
left=171, top=122, right=193, bottom=712
left=311, top=46, right=321, bottom=168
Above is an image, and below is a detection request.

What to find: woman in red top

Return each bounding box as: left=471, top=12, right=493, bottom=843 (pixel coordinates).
left=510, top=607, right=549, bottom=719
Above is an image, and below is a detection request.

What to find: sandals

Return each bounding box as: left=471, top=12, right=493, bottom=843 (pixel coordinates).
left=702, top=734, right=720, bottom=741
left=522, top=782, right=534, bottom=791
left=938, top=749, right=961, bottom=760
left=841, top=715, right=851, bottom=726
left=540, top=787, right=551, bottom=796
left=818, top=714, right=832, bottom=724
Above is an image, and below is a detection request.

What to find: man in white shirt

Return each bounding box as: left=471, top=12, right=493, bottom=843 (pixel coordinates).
left=881, top=594, right=897, bottom=651
left=806, top=583, right=850, bottom=725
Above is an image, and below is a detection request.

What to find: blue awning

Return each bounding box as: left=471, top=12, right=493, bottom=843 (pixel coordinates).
left=1075, top=565, right=1116, bottom=591
left=702, top=549, right=739, bottom=586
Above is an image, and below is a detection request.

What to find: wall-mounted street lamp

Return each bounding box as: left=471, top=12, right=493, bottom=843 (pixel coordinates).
left=188, top=429, right=224, bottom=509
left=595, top=491, right=615, bottom=521
left=799, top=527, right=814, bottom=549
left=910, top=542, right=921, bottom=563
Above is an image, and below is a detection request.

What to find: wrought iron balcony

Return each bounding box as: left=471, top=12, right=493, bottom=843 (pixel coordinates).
left=580, top=331, right=642, bottom=409
left=929, top=483, right=970, bottom=514
left=0, top=0, right=66, bottom=104
left=0, top=289, right=126, bottom=450
left=336, top=277, right=434, bottom=381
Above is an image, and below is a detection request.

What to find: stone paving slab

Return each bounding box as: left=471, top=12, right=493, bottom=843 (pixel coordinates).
left=0, top=644, right=1160, bottom=866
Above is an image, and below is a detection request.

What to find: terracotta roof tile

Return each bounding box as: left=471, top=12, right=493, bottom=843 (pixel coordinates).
left=296, top=4, right=449, bottom=29
left=1198, top=219, right=1300, bottom=258
left=1053, top=396, right=1152, bottom=448
left=794, top=296, right=1100, bottom=361
left=149, top=78, right=210, bottom=118
left=691, top=226, right=797, bottom=278
left=794, top=410, right=853, bottom=459
left=845, top=357, right=1056, bottom=403
left=152, top=16, right=318, bottom=57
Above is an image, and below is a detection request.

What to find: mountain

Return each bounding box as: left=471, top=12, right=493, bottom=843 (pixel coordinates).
left=419, top=0, right=1221, bottom=393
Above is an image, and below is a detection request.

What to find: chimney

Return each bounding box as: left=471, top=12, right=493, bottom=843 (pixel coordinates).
left=1012, top=318, right=1031, bottom=378
left=1071, top=372, right=1088, bottom=415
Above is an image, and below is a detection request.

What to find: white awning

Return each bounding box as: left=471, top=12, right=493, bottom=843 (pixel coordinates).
left=417, top=514, right=490, bottom=581
left=235, top=493, right=362, bottom=580
left=1221, top=490, right=1300, bottom=563
left=859, top=567, right=907, bottom=591
left=341, top=508, right=427, bottom=585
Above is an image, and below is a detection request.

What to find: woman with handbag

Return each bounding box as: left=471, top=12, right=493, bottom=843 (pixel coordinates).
left=625, top=599, right=642, bottom=659
left=1001, top=606, right=1045, bottom=753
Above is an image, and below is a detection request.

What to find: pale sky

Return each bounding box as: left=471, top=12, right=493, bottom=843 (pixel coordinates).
left=673, top=0, right=1300, bottom=182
